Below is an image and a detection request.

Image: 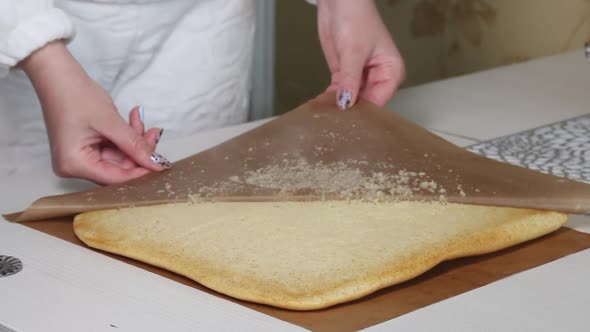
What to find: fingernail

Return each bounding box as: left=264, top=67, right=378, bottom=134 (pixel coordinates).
left=150, top=152, right=171, bottom=169
left=156, top=128, right=164, bottom=144
left=337, top=90, right=352, bottom=110
left=139, top=105, right=145, bottom=123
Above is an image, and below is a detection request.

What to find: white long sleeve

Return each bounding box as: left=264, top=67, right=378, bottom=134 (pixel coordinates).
left=0, top=0, right=74, bottom=77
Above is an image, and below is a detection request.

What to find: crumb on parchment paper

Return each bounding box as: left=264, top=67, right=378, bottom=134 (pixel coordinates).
left=186, top=159, right=462, bottom=204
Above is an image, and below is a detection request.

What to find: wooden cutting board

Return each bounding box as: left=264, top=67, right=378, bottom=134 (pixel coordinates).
left=21, top=218, right=590, bottom=332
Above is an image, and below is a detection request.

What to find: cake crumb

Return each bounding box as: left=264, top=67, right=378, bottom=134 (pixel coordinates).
left=457, top=184, right=466, bottom=197
left=187, top=158, right=464, bottom=204
left=419, top=181, right=438, bottom=193
left=241, top=159, right=453, bottom=202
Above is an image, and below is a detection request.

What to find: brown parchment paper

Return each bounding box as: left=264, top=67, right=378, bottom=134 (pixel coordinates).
left=20, top=218, right=590, bottom=331
left=7, top=93, right=590, bottom=222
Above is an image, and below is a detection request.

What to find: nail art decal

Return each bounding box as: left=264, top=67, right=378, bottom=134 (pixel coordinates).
left=139, top=105, right=145, bottom=123
left=156, top=129, right=164, bottom=144
left=151, top=152, right=172, bottom=169
left=338, top=90, right=352, bottom=110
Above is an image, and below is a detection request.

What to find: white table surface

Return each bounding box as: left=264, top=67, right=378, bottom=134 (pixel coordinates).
left=1, top=50, right=589, bottom=331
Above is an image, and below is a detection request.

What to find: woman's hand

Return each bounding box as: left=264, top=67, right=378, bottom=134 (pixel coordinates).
left=317, top=0, right=405, bottom=110
left=21, top=41, right=170, bottom=185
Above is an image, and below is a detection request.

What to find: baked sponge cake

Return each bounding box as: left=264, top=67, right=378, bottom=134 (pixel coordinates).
left=73, top=201, right=567, bottom=310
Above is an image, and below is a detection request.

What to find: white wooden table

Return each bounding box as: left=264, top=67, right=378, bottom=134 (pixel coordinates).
left=1, top=50, right=589, bottom=331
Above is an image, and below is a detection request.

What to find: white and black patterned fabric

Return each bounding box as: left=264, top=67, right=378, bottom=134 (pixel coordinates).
left=466, top=114, right=590, bottom=184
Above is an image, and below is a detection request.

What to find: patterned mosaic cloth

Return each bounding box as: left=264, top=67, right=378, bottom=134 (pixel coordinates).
left=466, top=114, right=590, bottom=184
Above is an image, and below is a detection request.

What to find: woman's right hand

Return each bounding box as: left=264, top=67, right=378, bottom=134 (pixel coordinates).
left=21, top=41, right=171, bottom=185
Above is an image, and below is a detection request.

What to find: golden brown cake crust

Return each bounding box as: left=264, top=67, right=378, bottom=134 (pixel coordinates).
left=73, top=202, right=567, bottom=310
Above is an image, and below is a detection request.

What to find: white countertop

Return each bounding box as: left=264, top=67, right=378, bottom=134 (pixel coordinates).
left=1, top=50, right=589, bottom=331
left=389, top=50, right=590, bottom=141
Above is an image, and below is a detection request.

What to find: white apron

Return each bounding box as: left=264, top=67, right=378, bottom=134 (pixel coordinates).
left=0, top=0, right=255, bottom=174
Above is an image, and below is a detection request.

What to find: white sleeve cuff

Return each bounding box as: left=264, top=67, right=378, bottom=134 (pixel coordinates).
left=0, top=8, right=75, bottom=77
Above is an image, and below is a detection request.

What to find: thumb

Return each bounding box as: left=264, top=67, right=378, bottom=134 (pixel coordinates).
left=100, top=119, right=171, bottom=171
left=336, top=48, right=368, bottom=110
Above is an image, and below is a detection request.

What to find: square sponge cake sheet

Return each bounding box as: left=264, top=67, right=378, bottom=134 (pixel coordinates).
left=73, top=201, right=566, bottom=310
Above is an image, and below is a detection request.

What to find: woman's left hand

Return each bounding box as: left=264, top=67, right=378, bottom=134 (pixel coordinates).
left=317, top=0, right=405, bottom=110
